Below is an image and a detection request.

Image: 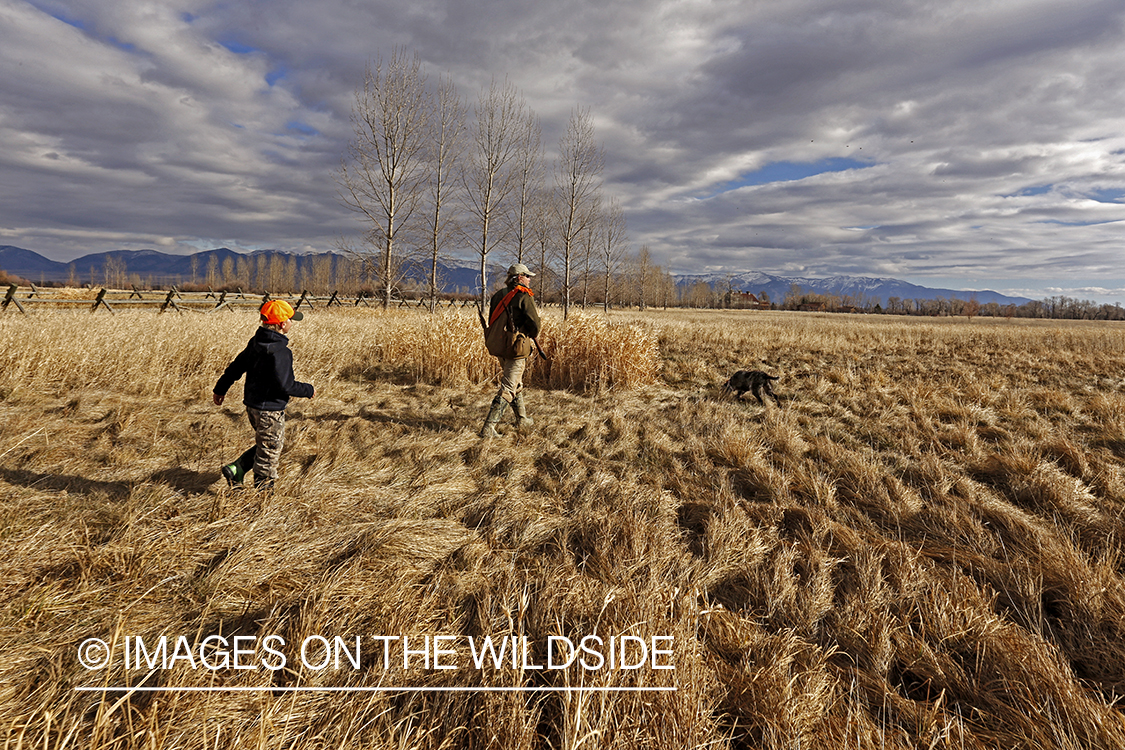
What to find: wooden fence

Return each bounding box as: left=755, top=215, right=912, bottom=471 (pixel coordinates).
left=1, top=284, right=488, bottom=315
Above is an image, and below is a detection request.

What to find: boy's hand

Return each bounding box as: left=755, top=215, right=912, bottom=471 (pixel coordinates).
left=213, top=393, right=224, bottom=406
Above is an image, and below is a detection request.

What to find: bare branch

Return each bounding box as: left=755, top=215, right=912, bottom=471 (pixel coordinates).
left=462, top=78, right=528, bottom=306
left=422, top=73, right=467, bottom=311
left=552, top=107, right=604, bottom=319
left=336, top=49, right=431, bottom=308
left=601, top=198, right=627, bottom=312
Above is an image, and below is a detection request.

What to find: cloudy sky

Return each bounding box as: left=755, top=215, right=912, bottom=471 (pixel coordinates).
left=2, top=0, right=1125, bottom=302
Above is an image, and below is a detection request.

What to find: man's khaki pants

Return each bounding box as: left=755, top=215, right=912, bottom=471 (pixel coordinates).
left=498, top=357, right=527, bottom=402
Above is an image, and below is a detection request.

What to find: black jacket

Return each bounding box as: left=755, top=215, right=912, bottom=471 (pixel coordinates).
left=214, top=327, right=314, bottom=411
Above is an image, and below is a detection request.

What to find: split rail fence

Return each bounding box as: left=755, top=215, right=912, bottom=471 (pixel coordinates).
left=1, top=284, right=486, bottom=315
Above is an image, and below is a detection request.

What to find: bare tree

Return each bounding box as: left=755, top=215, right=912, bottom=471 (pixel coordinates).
left=553, top=107, right=604, bottom=319
left=206, top=254, right=218, bottom=288
left=531, top=184, right=555, bottom=301
left=337, top=50, right=431, bottom=308
left=462, top=79, right=527, bottom=309
left=255, top=255, right=267, bottom=291
left=600, top=198, right=627, bottom=313
left=422, top=73, right=467, bottom=312
left=334, top=234, right=378, bottom=295
left=334, top=253, right=361, bottom=295
left=579, top=198, right=600, bottom=308
left=104, top=255, right=127, bottom=289
left=660, top=270, right=676, bottom=309
left=268, top=253, right=288, bottom=293
left=310, top=254, right=334, bottom=295
left=232, top=256, right=247, bottom=290
left=507, top=110, right=544, bottom=266
left=635, top=245, right=651, bottom=310
left=285, top=255, right=298, bottom=293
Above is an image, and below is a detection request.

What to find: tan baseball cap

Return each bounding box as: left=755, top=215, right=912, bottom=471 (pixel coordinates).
left=507, top=263, right=535, bottom=278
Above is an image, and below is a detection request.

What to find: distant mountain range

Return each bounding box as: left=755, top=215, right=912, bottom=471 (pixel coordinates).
left=676, top=270, right=1032, bottom=307
left=1, top=244, right=1032, bottom=306
left=0, top=245, right=492, bottom=294
left=1, top=245, right=248, bottom=284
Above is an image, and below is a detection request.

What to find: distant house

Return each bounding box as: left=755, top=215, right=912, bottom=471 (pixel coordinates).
left=725, top=291, right=767, bottom=309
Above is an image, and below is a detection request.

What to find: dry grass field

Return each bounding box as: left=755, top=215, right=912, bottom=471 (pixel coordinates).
left=1, top=306, right=1124, bottom=749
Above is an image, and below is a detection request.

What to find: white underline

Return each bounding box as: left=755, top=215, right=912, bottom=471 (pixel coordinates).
left=76, top=686, right=676, bottom=693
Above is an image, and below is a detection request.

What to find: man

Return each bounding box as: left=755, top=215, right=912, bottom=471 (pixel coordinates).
left=213, top=299, right=315, bottom=489
left=481, top=263, right=542, bottom=438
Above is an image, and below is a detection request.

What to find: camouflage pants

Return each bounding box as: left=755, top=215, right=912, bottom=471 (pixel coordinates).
left=246, top=407, right=286, bottom=482
left=496, top=357, right=527, bottom=402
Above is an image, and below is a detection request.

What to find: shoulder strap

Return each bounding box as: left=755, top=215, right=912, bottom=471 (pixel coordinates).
left=488, top=288, right=522, bottom=327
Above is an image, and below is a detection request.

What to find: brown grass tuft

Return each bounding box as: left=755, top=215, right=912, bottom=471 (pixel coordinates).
left=532, top=311, right=661, bottom=392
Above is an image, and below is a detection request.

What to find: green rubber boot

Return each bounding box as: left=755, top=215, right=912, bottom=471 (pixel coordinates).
left=511, top=394, right=534, bottom=428
left=480, top=396, right=509, bottom=438
left=221, top=447, right=255, bottom=487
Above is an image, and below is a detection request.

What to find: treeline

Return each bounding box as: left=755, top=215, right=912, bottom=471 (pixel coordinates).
left=774, top=285, right=1125, bottom=320
left=45, top=248, right=682, bottom=307
left=0, top=268, right=29, bottom=287
left=665, top=282, right=1125, bottom=321
left=336, top=49, right=649, bottom=317
left=4, top=252, right=383, bottom=296
left=91, top=252, right=361, bottom=296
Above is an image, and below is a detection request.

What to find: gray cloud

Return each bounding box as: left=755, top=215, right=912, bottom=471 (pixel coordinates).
left=2, top=0, right=1125, bottom=300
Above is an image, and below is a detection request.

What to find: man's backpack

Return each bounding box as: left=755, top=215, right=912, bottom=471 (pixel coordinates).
left=484, top=287, right=533, bottom=358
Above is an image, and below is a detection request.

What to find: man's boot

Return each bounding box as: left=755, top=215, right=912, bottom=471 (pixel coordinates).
left=480, top=396, right=508, bottom=438
left=511, top=394, right=534, bottom=429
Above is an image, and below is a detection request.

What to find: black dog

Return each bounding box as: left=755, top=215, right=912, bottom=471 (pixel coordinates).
left=723, top=370, right=782, bottom=406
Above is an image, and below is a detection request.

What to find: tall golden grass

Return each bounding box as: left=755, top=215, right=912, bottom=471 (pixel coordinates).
left=1, top=307, right=1123, bottom=749
left=0, top=307, right=658, bottom=397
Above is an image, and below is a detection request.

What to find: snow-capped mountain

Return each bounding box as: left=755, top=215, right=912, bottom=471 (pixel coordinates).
left=674, top=270, right=1031, bottom=307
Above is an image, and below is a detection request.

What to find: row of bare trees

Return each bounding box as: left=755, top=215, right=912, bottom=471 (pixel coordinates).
left=33, top=242, right=679, bottom=307
left=85, top=253, right=370, bottom=295
left=336, top=49, right=630, bottom=318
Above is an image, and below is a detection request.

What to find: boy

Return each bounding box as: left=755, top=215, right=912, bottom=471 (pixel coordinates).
left=213, top=299, right=314, bottom=489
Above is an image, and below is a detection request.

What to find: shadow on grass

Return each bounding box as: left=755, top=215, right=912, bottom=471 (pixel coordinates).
left=340, top=362, right=419, bottom=387
left=295, top=410, right=354, bottom=423
left=0, top=467, right=130, bottom=499
left=0, top=465, right=220, bottom=497
left=350, top=404, right=464, bottom=434
left=150, top=466, right=217, bottom=493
